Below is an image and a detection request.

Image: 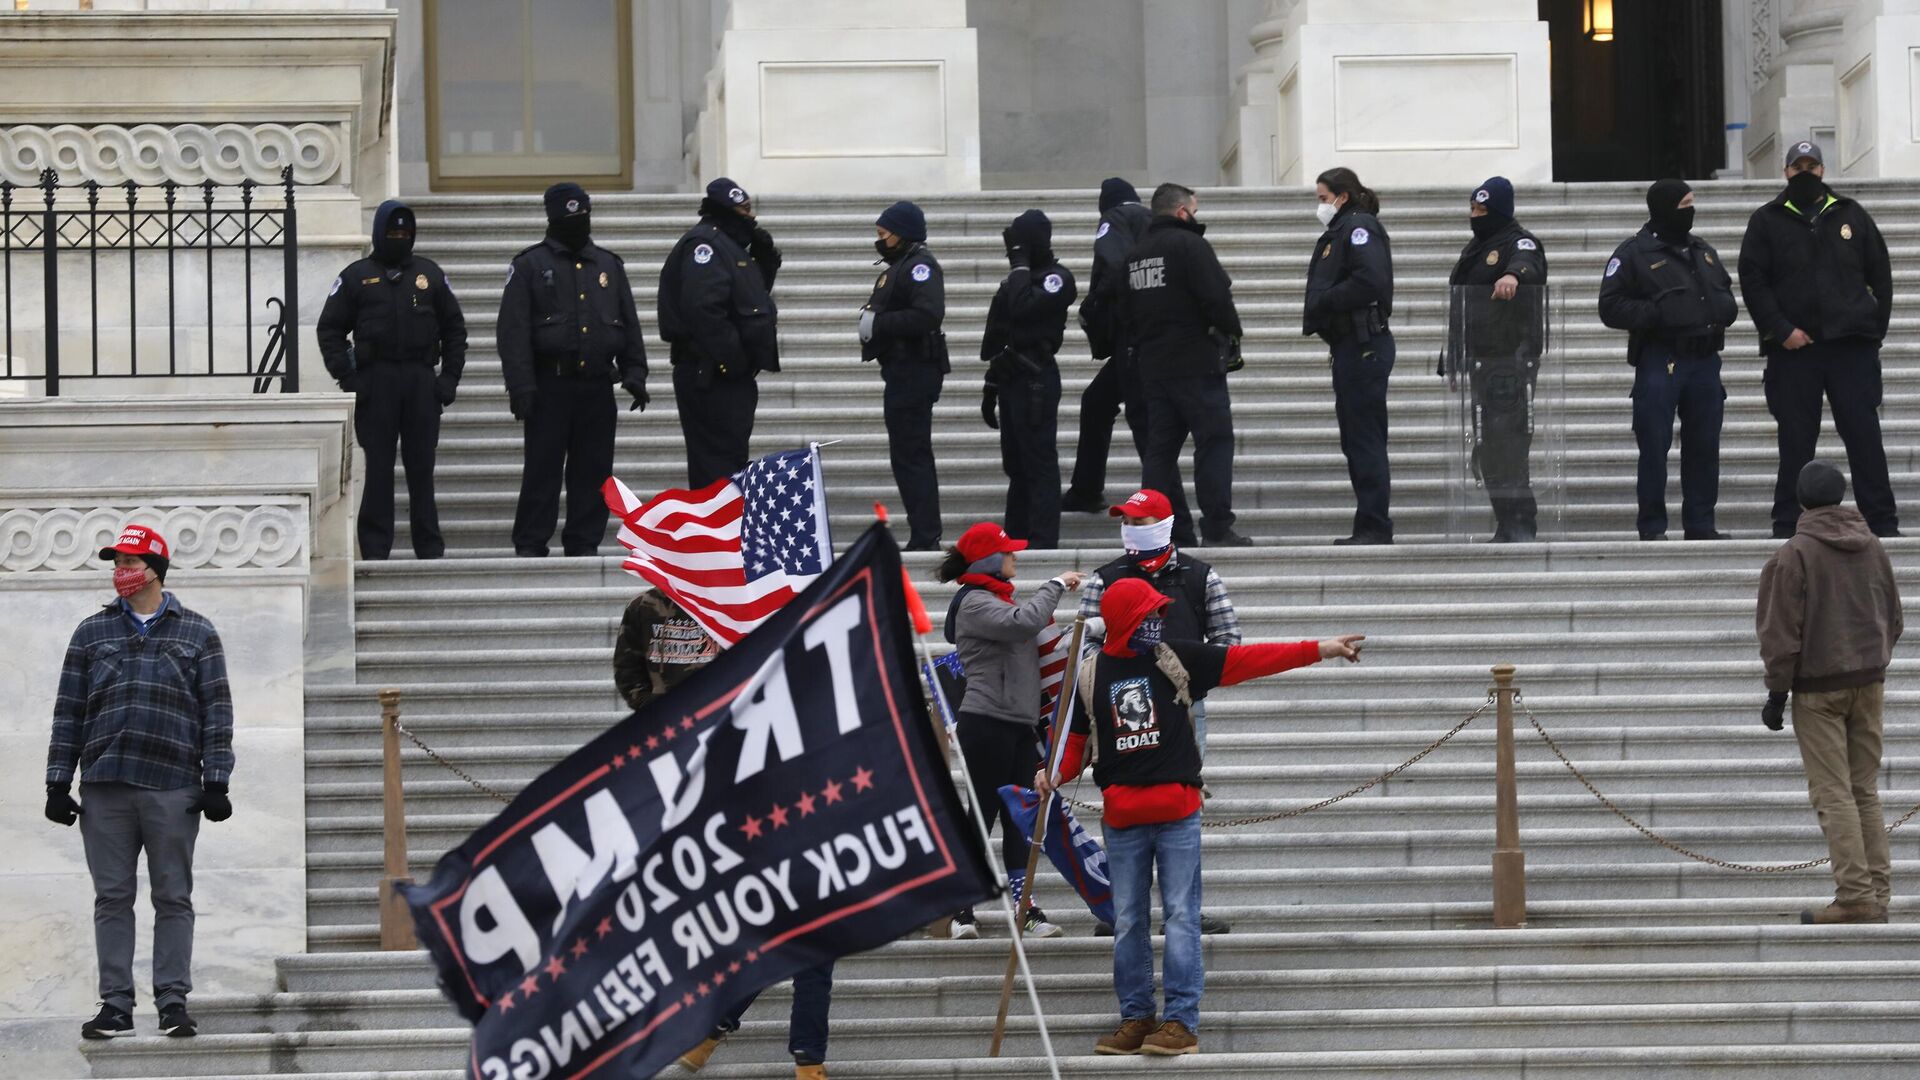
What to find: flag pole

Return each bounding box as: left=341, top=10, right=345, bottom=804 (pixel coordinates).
left=889, top=509, right=1062, bottom=1080
left=989, top=615, right=1085, bottom=1056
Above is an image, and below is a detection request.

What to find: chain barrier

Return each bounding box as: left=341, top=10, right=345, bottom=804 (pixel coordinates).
left=1518, top=692, right=1920, bottom=873
left=391, top=716, right=515, bottom=805
left=1063, top=694, right=1496, bottom=828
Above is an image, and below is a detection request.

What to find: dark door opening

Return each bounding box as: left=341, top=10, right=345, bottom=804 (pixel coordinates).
left=1541, top=0, right=1723, bottom=181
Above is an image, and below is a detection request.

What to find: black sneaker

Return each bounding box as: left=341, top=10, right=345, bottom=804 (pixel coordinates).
left=1683, top=530, right=1731, bottom=541
left=1061, top=489, right=1108, bottom=514
left=1093, top=921, right=1115, bottom=937
left=1199, top=913, right=1233, bottom=935
left=81, top=1003, right=133, bottom=1039
left=158, top=1002, right=197, bottom=1037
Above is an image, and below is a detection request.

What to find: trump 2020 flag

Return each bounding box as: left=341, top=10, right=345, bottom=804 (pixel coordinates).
left=998, top=784, right=1115, bottom=925
left=401, top=525, right=994, bottom=1080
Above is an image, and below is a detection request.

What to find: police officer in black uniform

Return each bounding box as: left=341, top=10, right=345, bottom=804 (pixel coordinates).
left=1738, top=139, right=1900, bottom=539
left=861, top=200, right=947, bottom=551
left=1598, top=179, right=1739, bottom=541
left=498, top=183, right=648, bottom=557
left=1304, top=167, right=1395, bottom=546
left=658, top=176, right=781, bottom=488
left=1441, top=177, right=1548, bottom=542
left=981, top=209, right=1077, bottom=549
left=317, top=199, right=467, bottom=560
left=1063, top=178, right=1153, bottom=512
left=1126, top=183, right=1250, bottom=549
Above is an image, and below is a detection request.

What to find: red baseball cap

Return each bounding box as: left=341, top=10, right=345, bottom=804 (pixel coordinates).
left=1100, top=577, right=1173, bottom=647
left=99, top=524, right=170, bottom=562
left=1108, top=489, right=1174, bottom=520
left=955, top=521, right=1028, bottom=564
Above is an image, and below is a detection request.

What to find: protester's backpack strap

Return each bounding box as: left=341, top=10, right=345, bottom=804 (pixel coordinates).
left=1152, top=642, right=1193, bottom=707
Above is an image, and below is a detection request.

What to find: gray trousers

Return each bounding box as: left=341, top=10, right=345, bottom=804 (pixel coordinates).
left=79, top=783, right=200, bottom=1011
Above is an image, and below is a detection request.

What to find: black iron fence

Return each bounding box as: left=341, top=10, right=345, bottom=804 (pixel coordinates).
left=0, top=166, right=301, bottom=396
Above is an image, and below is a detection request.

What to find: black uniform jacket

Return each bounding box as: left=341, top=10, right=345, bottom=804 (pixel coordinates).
left=1738, top=188, right=1892, bottom=352
left=1079, top=201, right=1152, bottom=360
left=1303, top=205, right=1393, bottom=344
left=657, top=217, right=780, bottom=383
left=1598, top=226, right=1738, bottom=363
left=1124, top=216, right=1242, bottom=382
left=862, top=243, right=946, bottom=367
left=980, top=261, right=1078, bottom=378
left=317, top=254, right=468, bottom=389
left=497, top=238, right=648, bottom=397
left=1442, top=219, right=1548, bottom=374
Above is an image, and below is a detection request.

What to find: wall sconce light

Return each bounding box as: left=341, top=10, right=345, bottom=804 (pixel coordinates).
left=1584, top=0, right=1615, bottom=42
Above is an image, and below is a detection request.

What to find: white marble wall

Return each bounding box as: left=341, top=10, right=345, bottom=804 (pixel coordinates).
left=1831, top=0, right=1920, bottom=177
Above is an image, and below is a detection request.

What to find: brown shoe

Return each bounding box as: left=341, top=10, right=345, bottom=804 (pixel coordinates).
left=1094, top=1017, right=1158, bottom=1055
left=677, top=1036, right=723, bottom=1071
left=794, top=1065, right=828, bottom=1080
left=1800, top=900, right=1890, bottom=925
left=1139, top=1019, right=1199, bottom=1055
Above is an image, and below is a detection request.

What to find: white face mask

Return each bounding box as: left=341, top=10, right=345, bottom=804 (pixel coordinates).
left=1315, top=201, right=1339, bottom=227
left=1121, top=518, right=1175, bottom=554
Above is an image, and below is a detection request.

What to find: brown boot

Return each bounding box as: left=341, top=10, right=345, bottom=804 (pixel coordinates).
left=1094, top=1016, right=1158, bottom=1055
left=1800, top=900, right=1890, bottom=925
left=677, top=1036, right=723, bottom=1071
left=1139, top=1019, right=1199, bottom=1056
left=794, top=1064, right=828, bottom=1080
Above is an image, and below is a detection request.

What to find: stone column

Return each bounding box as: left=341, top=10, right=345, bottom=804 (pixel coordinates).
left=1745, top=0, right=1848, bottom=176
left=1226, top=0, right=1551, bottom=187
left=1222, top=0, right=1292, bottom=185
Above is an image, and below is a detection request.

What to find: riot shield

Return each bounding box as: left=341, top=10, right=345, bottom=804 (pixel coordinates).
left=1441, top=284, right=1566, bottom=541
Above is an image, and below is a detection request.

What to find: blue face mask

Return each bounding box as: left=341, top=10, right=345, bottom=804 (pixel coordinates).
left=1128, top=616, right=1164, bottom=653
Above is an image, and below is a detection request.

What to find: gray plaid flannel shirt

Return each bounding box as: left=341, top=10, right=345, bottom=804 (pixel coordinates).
left=1077, top=555, right=1241, bottom=647
left=46, top=594, right=235, bottom=790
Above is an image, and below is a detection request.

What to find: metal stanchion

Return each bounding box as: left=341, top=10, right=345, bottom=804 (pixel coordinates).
left=1491, top=664, right=1527, bottom=928
left=378, top=688, right=419, bottom=951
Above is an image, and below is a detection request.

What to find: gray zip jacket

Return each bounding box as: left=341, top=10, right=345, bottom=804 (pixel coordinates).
left=948, top=579, right=1068, bottom=726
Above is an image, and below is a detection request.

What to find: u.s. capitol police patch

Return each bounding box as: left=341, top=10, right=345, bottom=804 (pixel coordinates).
left=1605, top=257, right=1621, bottom=278
left=1043, top=272, right=1064, bottom=294
left=1351, top=226, right=1370, bottom=246
left=328, top=276, right=342, bottom=297
left=693, top=243, right=714, bottom=265
left=1516, top=238, right=1537, bottom=251
left=505, top=264, right=515, bottom=285
left=911, top=263, right=931, bottom=282
left=1095, top=222, right=1111, bottom=240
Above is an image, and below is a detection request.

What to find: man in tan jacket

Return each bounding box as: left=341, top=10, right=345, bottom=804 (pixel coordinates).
left=1757, top=460, right=1903, bottom=924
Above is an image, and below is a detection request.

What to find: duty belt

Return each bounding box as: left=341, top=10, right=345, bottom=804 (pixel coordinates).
left=540, top=355, right=606, bottom=378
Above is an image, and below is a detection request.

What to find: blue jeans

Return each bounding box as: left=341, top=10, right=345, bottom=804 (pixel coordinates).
left=1104, top=810, right=1203, bottom=1030
left=712, top=960, right=835, bottom=1063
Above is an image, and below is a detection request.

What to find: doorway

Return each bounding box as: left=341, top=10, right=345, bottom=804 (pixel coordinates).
left=1540, top=0, right=1724, bottom=181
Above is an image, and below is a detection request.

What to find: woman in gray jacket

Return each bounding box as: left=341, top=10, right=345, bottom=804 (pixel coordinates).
left=937, top=520, right=1083, bottom=938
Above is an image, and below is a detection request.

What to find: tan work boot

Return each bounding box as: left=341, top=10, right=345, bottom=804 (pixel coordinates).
left=1800, top=900, right=1889, bottom=925
left=1139, top=1019, right=1200, bottom=1055
left=677, top=1035, right=723, bottom=1071
left=794, top=1064, right=828, bottom=1080
left=1094, top=1016, right=1158, bottom=1055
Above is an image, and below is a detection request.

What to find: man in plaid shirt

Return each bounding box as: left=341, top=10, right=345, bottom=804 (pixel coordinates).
left=44, top=525, right=234, bottom=1040
left=1079, top=489, right=1239, bottom=935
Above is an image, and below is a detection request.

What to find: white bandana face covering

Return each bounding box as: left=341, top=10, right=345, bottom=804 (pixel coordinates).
left=1121, top=518, right=1175, bottom=554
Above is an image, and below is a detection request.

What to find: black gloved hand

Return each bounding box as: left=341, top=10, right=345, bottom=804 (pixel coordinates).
left=1762, top=691, right=1788, bottom=731
left=1002, top=227, right=1027, bottom=269
left=749, top=226, right=777, bottom=254
left=337, top=374, right=360, bottom=395
left=435, top=379, right=457, bottom=407
left=190, top=782, right=233, bottom=822
left=45, top=784, right=80, bottom=827
left=509, top=390, right=537, bottom=421
left=981, top=386, right=999, bottom=430
left=626, top=385, right=650, bottom=413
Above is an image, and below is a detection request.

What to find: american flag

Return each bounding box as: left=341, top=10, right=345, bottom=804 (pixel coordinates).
left=602, top=447, right=832, bottom=648
left=1036, top=622, right=1074, bottom=722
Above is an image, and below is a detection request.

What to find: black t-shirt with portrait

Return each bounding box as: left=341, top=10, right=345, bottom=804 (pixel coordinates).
left=1069, top=641, right=1227, bottom=790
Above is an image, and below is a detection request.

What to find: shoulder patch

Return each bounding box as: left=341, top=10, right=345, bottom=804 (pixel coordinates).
left=1095, top=221, right=1111, bottom=240
left=442, top=273, right=451, bottom=290
left=505, top=264, right=515, bottom=286
left=911, top=263, right=932, bottom=283
left=1516, top=237, right=1537, bottom=251
left=328, top=276, right=342, bottom=297
left=1043, top=272, right=1064, bottom=294
left=692, top=243, right=714, bottom=265
left=1605, top=257, right=1621, bottom=278
left=1351, top=226, right=1370, bottom=246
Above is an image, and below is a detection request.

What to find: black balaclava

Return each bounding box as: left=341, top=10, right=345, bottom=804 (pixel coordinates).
left=1008, top=208, right=1054, bottom=268
left=700, top=176, right=756, bottom=247
left=1469, top=176, right=1513, bottom=240
left=1646, top=179, right=1695, bottom=245
left=544, top=182, right=592, bottom=252
left=1786, top=169, right=1827, bottom=215
left=371, top=199, right=415, bottom=265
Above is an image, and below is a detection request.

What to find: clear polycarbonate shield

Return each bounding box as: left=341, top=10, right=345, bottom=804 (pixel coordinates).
left=1441, top=284, right=1567, bottom=542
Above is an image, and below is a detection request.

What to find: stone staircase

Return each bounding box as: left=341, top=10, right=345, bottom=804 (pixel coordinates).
left=79, top=181, right=1920, bottom=1078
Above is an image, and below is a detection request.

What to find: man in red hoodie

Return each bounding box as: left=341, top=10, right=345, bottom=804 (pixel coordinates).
left=1037, top=577, right=1362, bottom=1055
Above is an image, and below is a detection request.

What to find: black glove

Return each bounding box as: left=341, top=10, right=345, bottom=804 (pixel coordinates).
left=749, top=226, right=778, bottom=258
left=45, top=784, right=80, bottom=827
left=626, top=385, right=650, bottom=413
left=435, top=378, right=457, bottom=407
left=1762, top=691, right=1788, bottom=731
left=1002, top=227, right=1028, bottom=269
left=190, top=782, right=233, bottom=822
left=980, top=386, right=999, bottom=430
left=509, top=390, right=537, bottom=421
left=336, top=373, right=360, bottom=395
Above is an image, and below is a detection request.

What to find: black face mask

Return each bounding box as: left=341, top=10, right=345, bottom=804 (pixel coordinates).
left=548, top=215, right=591, bottom=252
left=875, top=237, right=902, bottom=263
left=373, top=230, right=413, bottom=265
left=1786, top=170, right=1826, bottom=212
left=1651, top=205, right=1694, bottom=242
left=1470, top=215, right=1501, bottom=239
